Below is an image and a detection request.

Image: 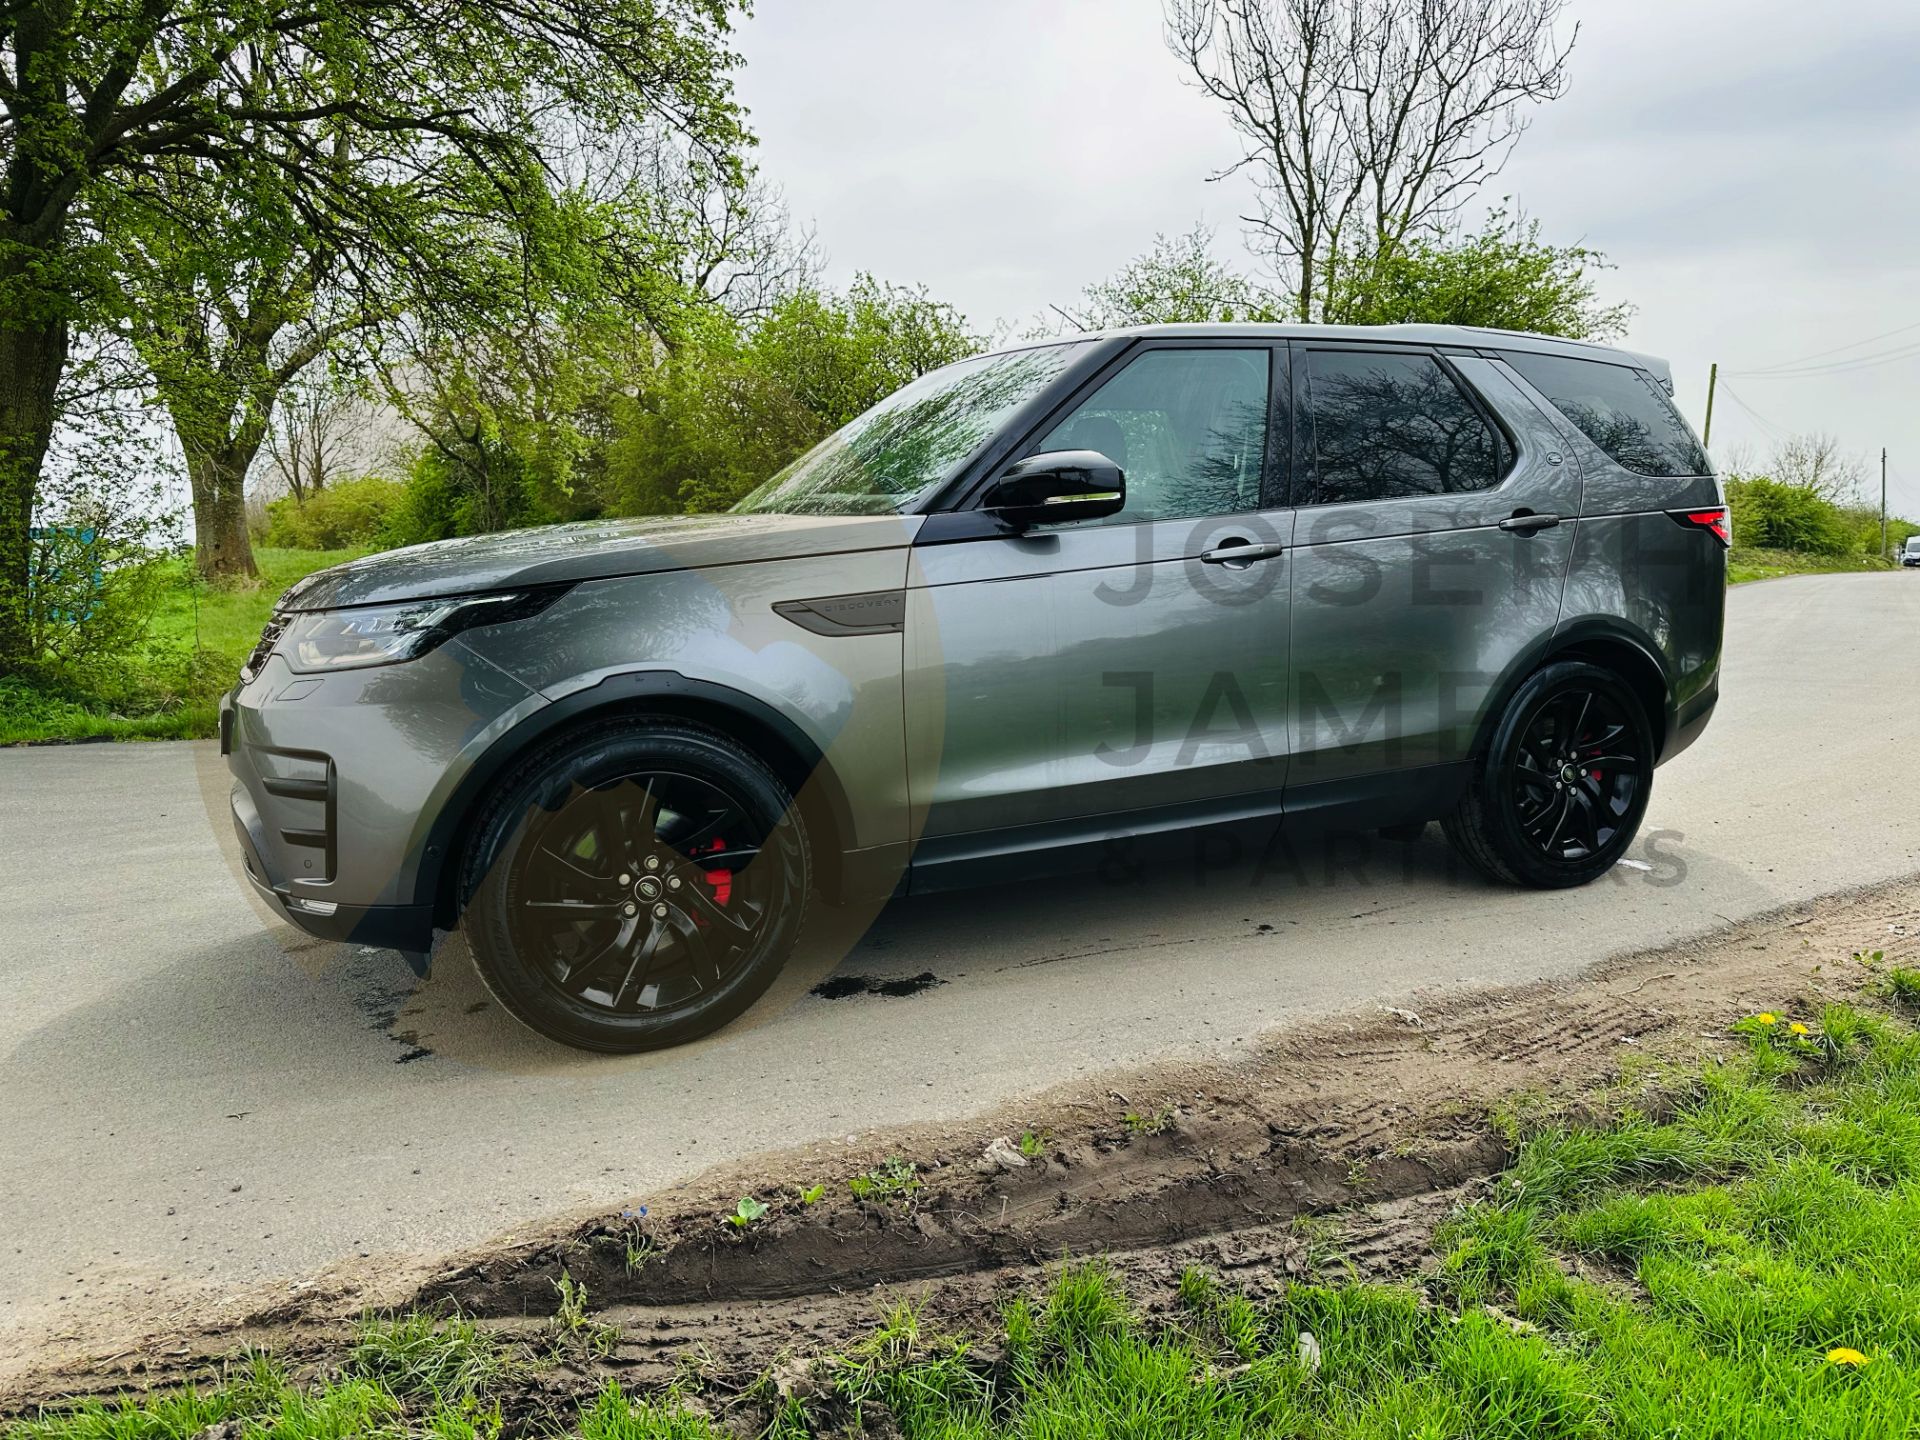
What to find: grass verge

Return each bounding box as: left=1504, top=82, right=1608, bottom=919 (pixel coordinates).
left=1, top=548, right=361, bottom=747
left=16, top=1002, right=1920, bottom=1438
left=1727, top=546, right=1903, bottom=585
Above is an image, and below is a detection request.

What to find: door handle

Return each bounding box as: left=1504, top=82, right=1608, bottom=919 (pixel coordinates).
left=1199, top=540, right=1286, bottom=566
left=1499, top=511, right=1561, bottom=534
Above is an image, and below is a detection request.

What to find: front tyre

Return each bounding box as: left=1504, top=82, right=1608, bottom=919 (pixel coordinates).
left=1443, top=661, right=1655, bottom=889
left=461, top=720, right=810, bottom=1052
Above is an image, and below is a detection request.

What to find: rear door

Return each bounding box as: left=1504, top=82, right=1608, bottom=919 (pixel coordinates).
left=1285, top=342, right=1578, bottom=809
left=904, top=339, right=1294, bottom=858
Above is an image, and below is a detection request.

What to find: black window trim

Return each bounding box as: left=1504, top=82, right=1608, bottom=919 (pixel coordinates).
left=1288, top=339, right=1518, bottom=511
left=927, top=335, right=1292, bottom=529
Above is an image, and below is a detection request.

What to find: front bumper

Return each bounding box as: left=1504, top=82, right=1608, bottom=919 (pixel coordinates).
left=221, top=642, right=547, bottom=957
left=226, top=754, right=436, bottom=957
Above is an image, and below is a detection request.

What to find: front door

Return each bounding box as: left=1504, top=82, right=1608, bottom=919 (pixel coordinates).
left=1285, top=342, right=1579, bottom=808
left=904, top=341, right=1294, bottom=864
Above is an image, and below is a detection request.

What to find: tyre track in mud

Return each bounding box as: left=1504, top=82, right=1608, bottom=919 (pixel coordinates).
left=423, top=877, right=1920, bottom=1325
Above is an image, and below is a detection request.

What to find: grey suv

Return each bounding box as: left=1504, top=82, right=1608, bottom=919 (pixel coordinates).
left=224, top=324, right=1726, bottom=1051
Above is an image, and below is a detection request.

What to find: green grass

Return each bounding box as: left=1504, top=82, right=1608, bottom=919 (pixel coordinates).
left=1727, top=546, right=1901, bottom=585
left=843, top=1008, right=1920, bottom=1438
left=0, top=682, right=217, bottom=745
left=145, top=547, right=371, bottom=658
left=9, top=1318, right=506, bottom=1440
left=1, top=547, right=360, bottom=746
left=1885, top=968, right=1920, bottom=1009
left=15, top=1026, right=1920, bottom=1438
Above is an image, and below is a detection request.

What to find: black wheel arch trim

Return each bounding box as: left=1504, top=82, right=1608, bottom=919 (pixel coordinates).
left=413, top=670, right=858, bottom=934
left=1472, top=619, right=1677, bottom=769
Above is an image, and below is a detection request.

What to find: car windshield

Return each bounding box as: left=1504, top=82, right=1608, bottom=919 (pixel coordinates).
left=732, top=343, right=1088, bottom=516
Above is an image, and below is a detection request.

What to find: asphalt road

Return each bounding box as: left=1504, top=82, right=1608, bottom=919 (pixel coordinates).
left=4, top=572, right=1917, bottom=1359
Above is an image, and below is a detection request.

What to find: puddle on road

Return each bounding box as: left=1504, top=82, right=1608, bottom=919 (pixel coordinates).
left=811, top=971, right=946, bottom=1001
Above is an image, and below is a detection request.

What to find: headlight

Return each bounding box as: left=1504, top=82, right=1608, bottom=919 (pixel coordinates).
left=267, top=588, right=567, bottom=675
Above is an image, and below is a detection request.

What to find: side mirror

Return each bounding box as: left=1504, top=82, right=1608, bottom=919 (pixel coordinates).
left=985, top=450, right=1125, bottom=529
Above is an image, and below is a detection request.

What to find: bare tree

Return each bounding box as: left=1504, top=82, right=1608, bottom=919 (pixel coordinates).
left=261, top=373, right=386, bottom=502
left=1165, top=0, right=1577, bottom=321
left=639, top=139, right=824, bottom=323
left=1768, top=433, right=1866, bottom=502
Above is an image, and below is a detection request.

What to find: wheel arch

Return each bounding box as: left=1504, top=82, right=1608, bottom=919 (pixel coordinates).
left=1473, top=620, right=1674, bottom=767
left=420, top=672, right=857, bottom=932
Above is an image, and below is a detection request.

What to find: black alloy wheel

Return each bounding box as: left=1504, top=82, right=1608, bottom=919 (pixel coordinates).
left=1508, top=685, right=1645, bottom=864
left=507, top=770, right=773, bottom=1016
left=1444, top=660, right=1655, bottom=889
left=463, top=721, right=809, bottom=1051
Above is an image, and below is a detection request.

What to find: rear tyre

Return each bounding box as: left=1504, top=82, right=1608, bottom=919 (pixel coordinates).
left=460, top=719, right=810, bottom=1052
left=1443, top=661, right=1655, bottom=889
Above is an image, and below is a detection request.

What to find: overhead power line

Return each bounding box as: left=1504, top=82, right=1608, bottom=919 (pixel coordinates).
left=1734, top=318, right=1920, bottom=376
left=1730, top=338, right=1920, bottom=381
left=1714, top=380, right=1788, bottom=442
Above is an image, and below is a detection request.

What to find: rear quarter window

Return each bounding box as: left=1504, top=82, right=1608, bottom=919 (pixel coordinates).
left=1505, top=352, right=1710, bottom=478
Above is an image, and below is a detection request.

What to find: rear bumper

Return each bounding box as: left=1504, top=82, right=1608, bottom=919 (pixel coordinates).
left=1662, top=673, right=1718, bottom=765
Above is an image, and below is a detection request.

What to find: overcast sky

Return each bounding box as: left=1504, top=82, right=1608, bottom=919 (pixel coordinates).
left=735, top=0, right=1920, bottom=513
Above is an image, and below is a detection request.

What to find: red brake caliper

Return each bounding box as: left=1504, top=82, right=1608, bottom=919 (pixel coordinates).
left=698, top=836, right=733, bottom=911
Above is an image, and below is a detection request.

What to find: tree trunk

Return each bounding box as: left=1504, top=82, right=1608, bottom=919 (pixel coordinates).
left=187, top=444, right=261, bottom=581
left=0, top=311, right=70, bottom=671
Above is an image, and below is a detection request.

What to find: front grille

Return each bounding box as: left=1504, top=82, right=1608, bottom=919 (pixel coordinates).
left=241, top=613, right=287, bottom=684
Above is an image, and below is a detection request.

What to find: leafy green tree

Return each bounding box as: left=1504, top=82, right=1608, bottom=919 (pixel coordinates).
left=603, top=306, right=813, bottom=517
left=1326, top=211, right=1631, bottom=339
left=380, top=135, right=821, bottom=540
left=0, top=0, right=745, bottom=662
left=390, top=312, right=628, bottom=541
left=1053, top=225, right=1280, bottom=330
left=607, top=274, right=982, bottom=516
left=1724, top=475, right=1850, bottom=555
left=259, top=476, right=404, bottom=550
left=101, top=146, right=380, bottom=581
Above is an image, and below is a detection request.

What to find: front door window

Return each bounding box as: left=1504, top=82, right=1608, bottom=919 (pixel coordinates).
left=1030, top=348, right=1270, bottom=525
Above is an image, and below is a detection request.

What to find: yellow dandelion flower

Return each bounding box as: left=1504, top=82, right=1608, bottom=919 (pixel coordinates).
left=1790, top=1022, right=1811, bottom=1036
left=1826, top=1347, right=1869, bottom=1367
left=1755, top=1013, right=1779, bottom=1026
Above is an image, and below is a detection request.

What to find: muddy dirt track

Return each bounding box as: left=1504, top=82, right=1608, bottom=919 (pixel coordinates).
left=8, top=870, right=1918, bottom=1411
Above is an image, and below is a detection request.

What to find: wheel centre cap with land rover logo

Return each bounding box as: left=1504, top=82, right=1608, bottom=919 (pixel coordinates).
left=635, top=875, right=664, bottom=901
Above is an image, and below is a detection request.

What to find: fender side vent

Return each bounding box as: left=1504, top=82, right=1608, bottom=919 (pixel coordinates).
left=774, top=590, right=907, bottom=637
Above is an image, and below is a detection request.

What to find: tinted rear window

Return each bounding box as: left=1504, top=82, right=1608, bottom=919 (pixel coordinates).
left=1505, top=353, right=1710, bottom=478
left=1303, top=349, right=1503, bottom=504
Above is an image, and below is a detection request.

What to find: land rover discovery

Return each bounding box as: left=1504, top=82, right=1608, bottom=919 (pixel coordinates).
left=224, top=324, right=1726, bottom=1051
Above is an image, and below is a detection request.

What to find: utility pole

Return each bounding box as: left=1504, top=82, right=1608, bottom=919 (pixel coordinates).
left=1702, top=362, right=1718, bottom=449
left=1883, top=447, right=1889, bottom=561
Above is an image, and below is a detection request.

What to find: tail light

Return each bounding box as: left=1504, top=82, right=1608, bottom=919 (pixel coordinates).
left=1668, top=507, right=1730, bottom=548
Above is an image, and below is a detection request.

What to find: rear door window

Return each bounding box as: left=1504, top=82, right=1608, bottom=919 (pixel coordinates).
left=1302, top=349, right=1504, bottom=505
left=1504, top=352, right=1710, bottom=478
